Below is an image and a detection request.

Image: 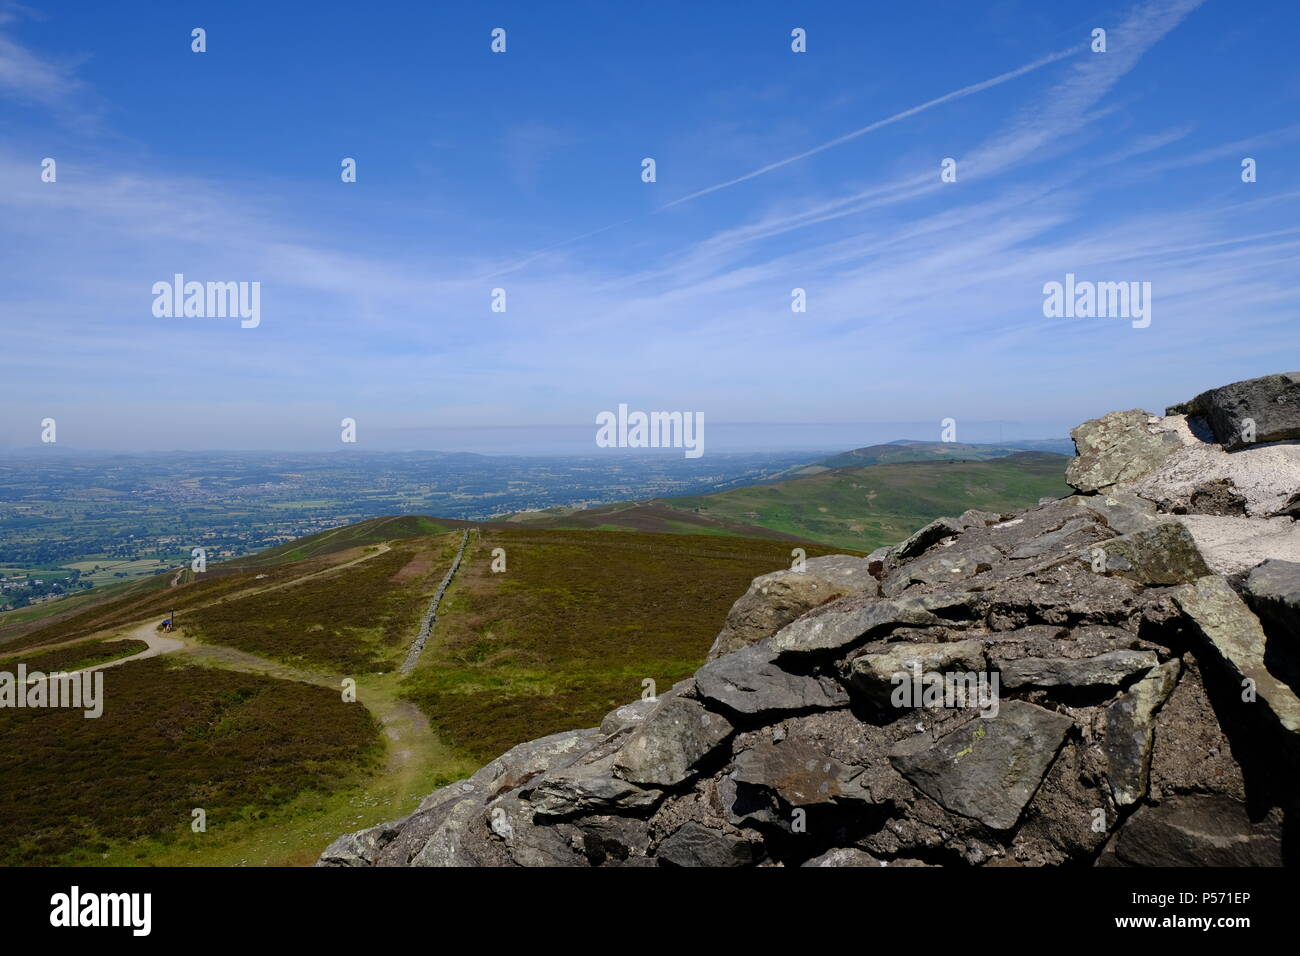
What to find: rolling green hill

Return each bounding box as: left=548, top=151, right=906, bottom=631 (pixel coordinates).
left=510, top=451, right=1072, bottom=552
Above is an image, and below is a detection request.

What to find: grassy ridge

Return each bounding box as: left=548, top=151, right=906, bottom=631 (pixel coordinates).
left=400, top=527, right=850, bottom=762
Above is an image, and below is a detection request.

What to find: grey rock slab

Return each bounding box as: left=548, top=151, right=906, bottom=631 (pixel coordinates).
left=848, top=639, right=987, bottom=707
left=315, top=815, right=409, bottom=867
left=1083, top=521, right=1212, bottom=586
left=1168, top=372, right=1300, bottom=450
left=469, top=727, right=605, bottom=797
left=1243, top=558, right=1300, bottom=639
left=889, top=700, right=1074, bottom=830
left=598, top=699, right=658, bottom=736
left=1173, top=575, right=1300, bottom=735
left=1110, top=794, right=1283, bottom=866
left=894, top=516, right=968, bottom=561
left=707, top=555, right=880, bottom=660
left=730, top=736, right=876, bottom=808
left=695, top=639, right=848, bottom=717
left=654, top=821, right=763, bottom=867
left=1100, top=659, right=1182, bottom=806
left=772, top=591, right=974, bottom=657
left=529, top=753, right=663, bottom=817
left=998, top=649, right=1159, bottom=690
left=1066, top=409, right=1184, bottom=493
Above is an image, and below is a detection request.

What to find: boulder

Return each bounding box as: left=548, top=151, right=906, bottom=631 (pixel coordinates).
left=1083, top=521, right=1211, bottom=586
left=772, top=591, right=974, bottom=657
left=612, top=697, right=733, bottom=787
left=654, top=821, right=764, bottom=867
left=730, top=736, right=875, bottom=809
left=1243, top=558, right=1300, bottom=638
left=848, top=639, right=986, bottom=706
left=1106, top=794, right=1284, bottom=866
left=998, top=649, right=1159, bottom=690
left=706, top=555, right=878, bottom=660
left=802, top=847, right=883, bottom=867
left=1066, top=410, right=1183, bottom=493
left=1167, top=372, right=1300, bottom=450
left=529, top=754, right=662, bottom=817
left=598, top=699, right=657, bottom=736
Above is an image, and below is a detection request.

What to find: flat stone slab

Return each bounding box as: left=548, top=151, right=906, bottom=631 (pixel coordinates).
left=695, top=640, right=848, bottom=717
left=1173, top=515, right=1300, bottom=575
left=1174, top=575, right=1300, bottom=735
left=889, top=700, right=1074, bottom=830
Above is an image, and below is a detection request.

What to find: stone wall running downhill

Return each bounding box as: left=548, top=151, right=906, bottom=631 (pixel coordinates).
left=399, top=529, right=472, bottom=675
left=323, top=374, right=1300, bottom=867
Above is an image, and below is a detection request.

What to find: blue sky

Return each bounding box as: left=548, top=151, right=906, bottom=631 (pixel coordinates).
left=1, top=0, right=1298, bottom=452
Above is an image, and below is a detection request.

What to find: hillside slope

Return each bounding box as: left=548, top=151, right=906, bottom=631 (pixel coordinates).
left=512, top=452, right=1071, bottom=552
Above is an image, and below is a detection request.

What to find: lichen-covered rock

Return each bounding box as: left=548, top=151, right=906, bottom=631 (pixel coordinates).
left=1100, top=659, right=1181, bottom=806
left=706, top=555, right=879, bottom=660
left=1174, top=575, right=1300, bottom=737
left=848, top=639, right=986, bottom=706
left=1083, top=521, right=1211, bottom=586
left=889, top=701, right=1074, bottom=831
left=1243, top=558, right=1300, bottom=638
left=612, top=697, right=733, bottom=787
left=1066, top=409, right=1183, bottom=493
left=998, top=649, right=1159, bottom=690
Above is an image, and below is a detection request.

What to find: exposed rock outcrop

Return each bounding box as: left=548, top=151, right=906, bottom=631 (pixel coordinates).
left=320, top=374, right=1300, bottom=867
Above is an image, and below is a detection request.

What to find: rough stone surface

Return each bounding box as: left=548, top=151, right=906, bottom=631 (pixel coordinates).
left=1105, top=794, right=1284, bottom=866
left=1243, top=559, right=1300, bottom=638
left=1173, top=515, right=1300, bottom=575
left=1066, top=410, right=1183, bottom=493
left=707, top=555, right=879, bottom=660
left=1084, top=521, right=1211, bottom=586
left=848, top=639, right=986, bottom=705
left=612, top=696, right=733, bottom=787
left=1168, top=372, right=1300, bottom=450
left=889, top=701, right=1075, bottom=831
left=999, top=649, right=1159, bottom=690
left=695, top=640, right=848, bottom=717
left=1174, top=575, right=1300, bottom=736
left=1100, top=660, right=1181, bottom=806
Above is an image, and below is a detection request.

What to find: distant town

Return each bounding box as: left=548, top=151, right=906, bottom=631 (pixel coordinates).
left=0, top=448, right=819, bottom=611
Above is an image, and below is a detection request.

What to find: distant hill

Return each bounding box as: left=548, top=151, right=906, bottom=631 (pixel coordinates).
left=510, top=451, right=1073, bottom=552
left=777, top=438, right=1075, bottom=477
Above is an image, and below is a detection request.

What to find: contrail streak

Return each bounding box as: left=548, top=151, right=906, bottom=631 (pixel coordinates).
left=479, top=44, right=1081, bottom=279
